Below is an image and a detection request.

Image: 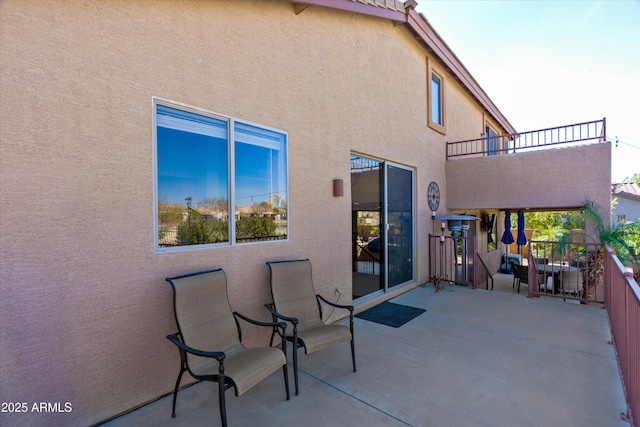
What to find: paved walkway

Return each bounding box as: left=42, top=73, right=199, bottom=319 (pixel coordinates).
left=103, top=285, right=627, bottom=427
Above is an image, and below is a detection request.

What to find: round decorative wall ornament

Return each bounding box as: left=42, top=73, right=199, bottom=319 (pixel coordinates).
left=427, top=181, right=440, bottom=212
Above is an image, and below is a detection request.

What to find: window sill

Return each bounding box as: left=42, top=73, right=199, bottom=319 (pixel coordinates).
left=428, top=121, right=447, bottom=135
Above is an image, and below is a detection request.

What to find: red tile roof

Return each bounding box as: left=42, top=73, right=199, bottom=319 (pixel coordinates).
left=613, top=182, right=640, bottom=200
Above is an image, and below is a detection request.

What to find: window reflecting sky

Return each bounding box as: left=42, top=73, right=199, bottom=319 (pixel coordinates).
left=157, top=106, right=287, bottom=209
left=235, top=141, right=284, bottom=207
left=157, top=127, right=228, bottom=206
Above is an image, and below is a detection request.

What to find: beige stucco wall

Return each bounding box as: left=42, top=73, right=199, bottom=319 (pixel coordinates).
left=446, top=142, right=612, bottom=215
left=0, top=1, right=499, bottom=424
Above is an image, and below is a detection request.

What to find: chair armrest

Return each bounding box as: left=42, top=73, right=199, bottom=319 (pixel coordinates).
left=264, top=303, right=299, bottom=325
left=166, top=333, right=225, bottom=362
left=233, top=311, right=287, bottom=331
left=316, top=294, right=354, bottom=313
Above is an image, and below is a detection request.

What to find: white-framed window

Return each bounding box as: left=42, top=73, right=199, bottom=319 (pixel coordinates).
left=154, top=99, right=288, bottom=251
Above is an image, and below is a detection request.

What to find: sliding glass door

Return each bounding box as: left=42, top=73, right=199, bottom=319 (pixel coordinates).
left=351, top=154, right=414, bottom=300
left=387, top=164, right=413, bottom=288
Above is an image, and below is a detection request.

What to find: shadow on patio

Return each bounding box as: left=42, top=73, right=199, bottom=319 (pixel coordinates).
left=102, top=285, right=627, bottom=427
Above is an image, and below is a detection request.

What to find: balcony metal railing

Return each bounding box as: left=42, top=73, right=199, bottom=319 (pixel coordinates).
left=474, top=251, right=493, bottom=291
left=604, top=245, right=639, bottom=427
left=522, top=241, right=638, bottom=426
left=446, top=118, right=606, bottom=159
left=525, top=240, right=605, bottom=303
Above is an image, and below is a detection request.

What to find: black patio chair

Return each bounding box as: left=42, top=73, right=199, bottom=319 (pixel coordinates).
left=513, top=263, right=530, bottom=294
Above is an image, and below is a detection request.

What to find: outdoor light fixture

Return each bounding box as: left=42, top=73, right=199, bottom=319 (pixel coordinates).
left=333, top=179, right=343, bottom=197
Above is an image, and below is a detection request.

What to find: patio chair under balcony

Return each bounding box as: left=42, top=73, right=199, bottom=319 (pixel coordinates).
left=166, top=268, right=290, bottom=427
left=513, top=263, right=530, bottom=294
left=560, top=267, right=583, bottom=299
left=266, top=259, right=356, bottom=395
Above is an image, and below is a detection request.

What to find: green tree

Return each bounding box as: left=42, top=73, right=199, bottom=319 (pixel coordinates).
left=158, top=203, right=185, bottom=244
left=176, top=217, right=213, bottom=245
left=236, top=215, right=276, bottom=240
left=580, top=199, right=637, bottom=263
left=623, top=173, right=640, bottom=185
left=175, top=208, right=229, bottom=245
left=581, top=199, right=640, bottom=287
left=525, top=211, right=584, bottom=234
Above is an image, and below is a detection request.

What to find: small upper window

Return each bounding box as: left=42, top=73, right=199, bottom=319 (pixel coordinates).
left=431, top=73, right=442, bottom=126
left=427, top=61, right=446, bottom=134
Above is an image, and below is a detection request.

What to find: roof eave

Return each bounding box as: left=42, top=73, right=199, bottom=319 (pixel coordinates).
left=289, top=0, right=407, bottom=21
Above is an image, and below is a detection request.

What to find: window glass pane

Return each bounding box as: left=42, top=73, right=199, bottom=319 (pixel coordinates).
left=234, top=122, right=287, bottom=243
left=486, top=126, right=498, bottom=156
left=487, top=213, right=497, bottom=252
left=387, top=165, right=413, bottom=287
left=156, top=104, right=229, bottom=248
left=431, top=74, right=442, bottom=125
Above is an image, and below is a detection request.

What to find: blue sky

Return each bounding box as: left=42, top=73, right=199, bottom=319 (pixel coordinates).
left=418, top=0, right=640, bottom=182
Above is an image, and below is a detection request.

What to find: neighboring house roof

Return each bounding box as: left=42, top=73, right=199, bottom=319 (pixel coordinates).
left=287, top=0, right=516, bottom=134
left=613, top=182, right=640, bottom=201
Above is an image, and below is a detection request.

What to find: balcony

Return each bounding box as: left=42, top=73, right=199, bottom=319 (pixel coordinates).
left=102, top=272, right=632, bottom=427
left=445, top=119, right=611, bottom=212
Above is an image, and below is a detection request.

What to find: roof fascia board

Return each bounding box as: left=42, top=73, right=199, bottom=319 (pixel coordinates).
left=289, top=0, right=406, bottom=22
left=615, top=193, right=640, bottom=202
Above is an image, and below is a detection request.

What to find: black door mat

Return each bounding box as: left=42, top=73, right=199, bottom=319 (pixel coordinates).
left=355, top=301, right=426, bottom=328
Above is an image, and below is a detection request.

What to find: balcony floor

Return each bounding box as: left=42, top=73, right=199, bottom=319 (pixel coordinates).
left=103, top=282, right=627, bottom=427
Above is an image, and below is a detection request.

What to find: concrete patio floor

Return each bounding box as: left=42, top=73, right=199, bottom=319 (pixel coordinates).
left=103, top=280, right=628, bottom=427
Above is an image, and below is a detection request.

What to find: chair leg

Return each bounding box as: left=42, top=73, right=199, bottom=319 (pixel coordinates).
left=281, top=333, right=290, bottom=400
left=282, top=364, right=290, bottom=400
left=292, top=337, right=299, bottom=395
left=218, top=374, right=227, bottom=427
left=350, top=338, right=356, bottom=372
left=171, top=368, right=186, bottom=418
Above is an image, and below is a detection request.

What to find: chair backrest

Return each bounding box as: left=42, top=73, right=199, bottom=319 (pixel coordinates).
left=267, top=259, right=321, bottom=327
left=562, top=268, right=583, bottom=291
left=509, top=261, right=519, bottom=276
left=515, top=264, right=529, bottom=284
left=167, top=269, right=242, bottom=370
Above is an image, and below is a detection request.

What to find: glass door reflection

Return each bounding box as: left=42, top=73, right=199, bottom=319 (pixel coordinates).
left=351, top=155, right=383, bottom=299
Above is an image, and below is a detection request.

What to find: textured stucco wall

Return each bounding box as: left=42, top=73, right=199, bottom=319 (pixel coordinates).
left=0, top=1, right=497, bottom=424
left=445, top=142, right=612, bottom=214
